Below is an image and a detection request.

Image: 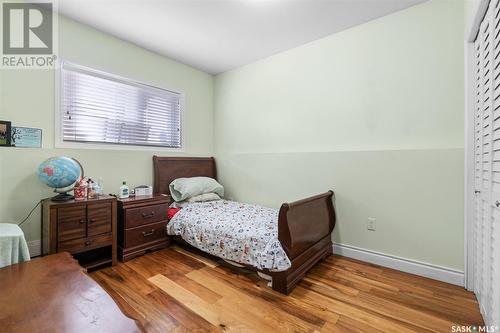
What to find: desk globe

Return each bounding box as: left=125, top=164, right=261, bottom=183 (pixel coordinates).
left=38, top=156, right=83, bottom=202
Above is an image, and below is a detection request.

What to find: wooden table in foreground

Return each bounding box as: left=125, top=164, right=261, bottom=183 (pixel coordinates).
left=0, top=252, right=142, bottom=333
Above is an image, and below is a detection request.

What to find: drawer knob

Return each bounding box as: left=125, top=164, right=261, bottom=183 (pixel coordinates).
left=84, top=240, right=91, bottom=246
left=89, top=218, right=96, bottom=223
left=79, top=219, right=85, bottom=224
left=496, top=201, right=500, bottom=208
left=142, top=212, right=155, bottom=219
left=142, top=229, right=155, bottom=237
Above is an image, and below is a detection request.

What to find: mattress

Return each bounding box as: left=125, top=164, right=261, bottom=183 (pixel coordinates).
left=166, top=200, right=291, bottom=272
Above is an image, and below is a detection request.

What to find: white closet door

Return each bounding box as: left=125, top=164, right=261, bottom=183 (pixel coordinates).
left=474, top=12, right=484, bottom=307
left=474, top=21, right=484, bottom=305
left=490, top=0, right=500, bottom=326
left=473, top=0, right=500, bottom=326
left=474, top=2, right=491, bottom=311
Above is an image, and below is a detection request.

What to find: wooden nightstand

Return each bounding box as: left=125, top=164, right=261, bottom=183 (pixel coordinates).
left=117, top=195, right=172, bottom=261
left=41, top=196, right=117, bottom=269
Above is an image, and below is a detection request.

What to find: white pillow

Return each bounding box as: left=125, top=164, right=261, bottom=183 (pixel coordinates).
left=173, top=193, right=221, bottom=208
left=169, top=177, right=224, bottom=202
left=187, top=192, right=221, bottom=203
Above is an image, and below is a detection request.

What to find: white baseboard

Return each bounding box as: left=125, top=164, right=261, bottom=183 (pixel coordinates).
left=27, top=240, right=41, bottom=258
left=333, top=243, right=465, bottom=287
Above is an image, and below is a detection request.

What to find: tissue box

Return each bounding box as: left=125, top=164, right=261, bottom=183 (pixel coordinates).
left=135, top=186, right=153, bottom=196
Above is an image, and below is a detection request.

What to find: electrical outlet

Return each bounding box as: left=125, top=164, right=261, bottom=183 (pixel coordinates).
left=367, top=218, right=376, bottom=231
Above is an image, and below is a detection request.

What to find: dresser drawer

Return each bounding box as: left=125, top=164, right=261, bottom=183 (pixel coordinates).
left=58, top=206, right=86, bottom=242
left=58, top=233, right=112, bottom=254
left=124, top=203, right=169, bottom=228
left=124, top=221, right=167, bottom=249
left=88, top=202, right=112, bottom=236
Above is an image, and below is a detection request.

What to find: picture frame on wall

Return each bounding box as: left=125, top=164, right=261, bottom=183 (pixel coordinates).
left=0, top=121, right=11, bottom=147
left=11, top=127, right=42, bottom=148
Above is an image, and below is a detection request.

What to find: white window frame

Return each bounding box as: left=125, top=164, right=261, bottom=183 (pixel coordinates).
left=55, top=60, right=185, bottom=151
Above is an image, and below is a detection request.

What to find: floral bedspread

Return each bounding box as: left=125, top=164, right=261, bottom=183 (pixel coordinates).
left=167, top=200, right=291, bottom=272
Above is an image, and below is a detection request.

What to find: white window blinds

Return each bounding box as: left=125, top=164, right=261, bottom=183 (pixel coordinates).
left=61, top=62, right=182, bottom=148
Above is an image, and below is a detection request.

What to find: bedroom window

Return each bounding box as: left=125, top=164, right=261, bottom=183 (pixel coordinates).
left=60, top=62, right=182, bottom=148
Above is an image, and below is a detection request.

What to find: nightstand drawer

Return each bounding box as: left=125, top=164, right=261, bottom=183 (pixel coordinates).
left=88, top=202, right=112, bottom=236
left=58, top=233, right=112, bottom=254
left=58, top=206, right=86, bottom=242
left=124, top=221, right=166, bottom=248
left=124, top=203, right=169, bottom=228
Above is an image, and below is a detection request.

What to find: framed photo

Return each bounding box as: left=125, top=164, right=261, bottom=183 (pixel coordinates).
left=0, top=121, right=11, bottom=147
left=11, top=127, right=42, bottom=148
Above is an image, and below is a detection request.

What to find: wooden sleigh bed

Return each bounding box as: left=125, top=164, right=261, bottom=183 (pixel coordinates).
left=153, top=156, right=336, bottom=295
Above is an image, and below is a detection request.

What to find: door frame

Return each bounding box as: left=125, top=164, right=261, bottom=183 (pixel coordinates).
left=465, top=0, right=489, bottom=291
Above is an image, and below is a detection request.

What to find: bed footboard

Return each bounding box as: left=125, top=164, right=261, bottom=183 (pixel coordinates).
left=271, top=191, right=336, bottom=294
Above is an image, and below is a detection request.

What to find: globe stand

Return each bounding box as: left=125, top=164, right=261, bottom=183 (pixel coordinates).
left=51, top=192, right=74, bottom=202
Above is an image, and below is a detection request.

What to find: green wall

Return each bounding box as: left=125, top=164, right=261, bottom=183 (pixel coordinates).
left=214, top=0, right=465, bottom=270
left=0, top=16, right=214, bottom=241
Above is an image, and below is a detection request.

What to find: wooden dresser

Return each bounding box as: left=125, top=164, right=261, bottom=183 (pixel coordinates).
left=42, top=196, right=117, bottom=269
left=117, top=195, right=172, bottom=261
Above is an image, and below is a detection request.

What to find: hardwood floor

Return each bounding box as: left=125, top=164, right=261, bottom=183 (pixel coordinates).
left=90, top=246, right=484, bottom=332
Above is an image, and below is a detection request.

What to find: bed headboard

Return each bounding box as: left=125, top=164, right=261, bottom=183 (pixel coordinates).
left=153, top=156, right=217, bottom=195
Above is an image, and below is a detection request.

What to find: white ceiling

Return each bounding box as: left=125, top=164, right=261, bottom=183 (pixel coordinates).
left=58, top=0, right=427, bottom=74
